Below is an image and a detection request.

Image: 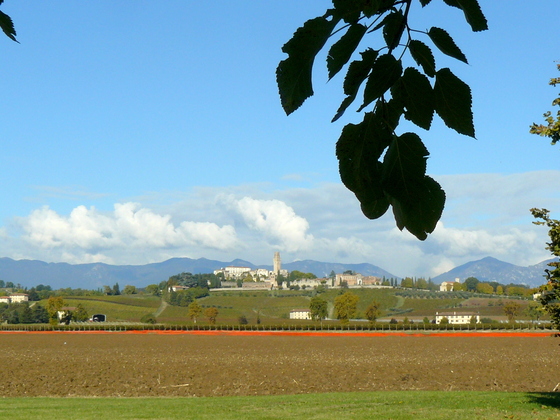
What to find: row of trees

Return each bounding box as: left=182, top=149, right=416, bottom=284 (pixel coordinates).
left=309, top=292, right=381, bottom=325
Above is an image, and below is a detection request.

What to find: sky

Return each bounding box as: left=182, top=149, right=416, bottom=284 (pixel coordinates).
left=0, top=1, right=559, bottom=281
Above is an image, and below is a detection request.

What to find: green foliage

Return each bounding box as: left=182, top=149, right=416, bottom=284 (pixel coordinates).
left=334, top=291, right=359, bottom=323
left=140, top=313, right=157, bottom=324
left=278, top=0, right=487, bottom=239
left=365, top=300, right=381, bottom=323
left=187, top=300, right=202, bottom=323
left=72, top=303, right=89, bottom=322
left=122, top=285, right=136, bottom=295
left=531, top=208, right=560, bottom=329
left=204, top=307, right=219, bottom=325
left=464, top=277, right=479, bottom=291
left=503, top=300, right=521, bottom=322
left=309, top=296, right=328, bottom=321
left=530, top=64, right=560, bottom=145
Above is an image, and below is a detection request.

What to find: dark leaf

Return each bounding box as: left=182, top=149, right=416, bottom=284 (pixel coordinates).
left=419, top=0, right=433, bottom=6
left=382, top=10, right=406, bottom=51
left=277, top=16, right=339, bottom=115
left=428, top=27, right=468, bottom=64
left=391, top=67, right=434, bottom=130
left=389, top=176, right=445, bottom=240
left=332, top=0, right=383, bottom=22
left=381, top=132, right=444, bottom=239
left=434, top=68, right=475, bottom=137
left=332, top=49, right=377, bottom=122
left=409, top=40, right=436, bottom=78
left=0, top=10, right=17, bottom=42
left=327, top=23, right=367, bottom=80
left=343, top=48, right=378, bottom=95
left=359, top=54, right=402, bottom=112
left=443, top=0, right=488, bottom=32
left=382, top=132, right=429, bottom=192
left=336, top=112, right=393, bottom=219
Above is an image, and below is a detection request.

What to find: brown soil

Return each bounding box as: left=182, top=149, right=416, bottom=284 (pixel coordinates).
left=0, top=332, right=558, bottom=397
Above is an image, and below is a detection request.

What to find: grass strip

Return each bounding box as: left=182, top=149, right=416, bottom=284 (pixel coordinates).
left=1, top=391, right=559, bottom=420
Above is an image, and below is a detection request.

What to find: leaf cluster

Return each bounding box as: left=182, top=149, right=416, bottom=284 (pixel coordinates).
left=530, top=64, right=560, bottom=145
left=531, top=208, right=560, bottom=329
left=0, top=1, right=17, bottom=43
left=277, top=0, right=487, bottom=239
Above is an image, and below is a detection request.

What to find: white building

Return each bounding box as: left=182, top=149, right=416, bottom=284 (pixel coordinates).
left=435, top=311, right=480, bottom=324
left=289, top=309, right=312, bottom=320
left=439, top=278, right=461, bottom=292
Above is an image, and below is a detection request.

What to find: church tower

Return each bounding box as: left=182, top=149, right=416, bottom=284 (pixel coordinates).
left=273, top=252, right=281, bottom=274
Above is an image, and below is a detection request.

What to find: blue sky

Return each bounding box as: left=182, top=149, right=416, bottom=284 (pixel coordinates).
left=0, top=1, right=559, bottom=281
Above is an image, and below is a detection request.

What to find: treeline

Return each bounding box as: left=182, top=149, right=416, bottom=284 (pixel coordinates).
left=0, top=302, right=49, bottom=324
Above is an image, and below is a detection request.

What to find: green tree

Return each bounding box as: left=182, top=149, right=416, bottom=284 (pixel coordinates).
left=503, top=301, right=521, bottom=323
left=365, top=301, right=381, bottom=324
left=531, top=208, right=560, bottom=329
left=187, top=300, right=202, bottom=324
left=112, top=283, right=121, bottom=296
left=400, top=277, right=414, bottom=288
left=72, top=303, right=89, bottom=322
left=278, top=1, right=487, bottom=240
left=204, top=307, right=219, bottom=325
left=145, top=284, right=160, bottom=296
left=476, top=282, right=494, bottom=294
left=32, top=304, right=49, bottom=323
left=122, top=285, right=137, bottom=295
left=309, top=296, right=328, bottom=323
left=46, top=296, right=65, bottom=325
left=334, top=292, right=359, bottom=324
left=464, top=277, right=480, bottom=292
left=530, top=64, right=560, bottom=145
left=525, top=301, right=543, bottom=325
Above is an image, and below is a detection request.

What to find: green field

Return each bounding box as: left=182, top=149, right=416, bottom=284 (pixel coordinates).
left=44, top=288, right=541, bottom=325
left=1, top=392, right=558, bottom=420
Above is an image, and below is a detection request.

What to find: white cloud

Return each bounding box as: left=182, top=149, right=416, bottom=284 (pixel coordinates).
left=20, top=203, right=238, bottom=252
left=225, top=196, right=314, bottom=252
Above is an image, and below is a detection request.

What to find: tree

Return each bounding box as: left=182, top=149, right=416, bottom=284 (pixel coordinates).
left=464, top=277, right=479, bottom=292
left=400, top=277, right=414, bottom=288
left=531, top=208, right=560, bottom=329
left=46, top=296, right=65, bottom=325
left=525, top=301, right=543, bottom=325
left=112, top=283, right=121, bottom=296
left=187, top=300, right=202, bottom=324
left=334, top=292, right=359, bottom=323
left=72, top=303, right=89, bottom=322
left=530, top=64, right=560, bottom=145
left=365, top=300, right=381, bottom=324
left=122, top=285, right=137, bottom=295
left=503, top=301, right=521, bottom=323
left=32, top=304, right=49, bottom=323
left=204, top=307, right=219, bottom=325
left=476, top=282, right=494, bottom=294
left=145, top=284, right=160, bottom=296
left=309, top=296, right=328, bottom=323
left=278, top=1, right=487, bottom=240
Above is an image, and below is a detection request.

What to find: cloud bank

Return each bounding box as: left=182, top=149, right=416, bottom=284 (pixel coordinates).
left=2, top=171, right=558, bottom=278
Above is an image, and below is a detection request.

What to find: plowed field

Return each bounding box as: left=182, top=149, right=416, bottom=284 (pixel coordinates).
left=0, top=331, right=558, bottom=397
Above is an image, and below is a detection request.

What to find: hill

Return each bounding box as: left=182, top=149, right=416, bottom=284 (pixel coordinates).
left=0, top=257, right=397, bottom=290
left=432, top=256, right=554, bottom=287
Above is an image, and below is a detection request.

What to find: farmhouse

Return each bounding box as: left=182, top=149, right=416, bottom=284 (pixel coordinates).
left=439, top=278, right=461, bottom=292
left=435, top=311, right=480, bottom=324
left=0, top=293, right=29, bottom=304
left=289, top=309, right=311, bottom=320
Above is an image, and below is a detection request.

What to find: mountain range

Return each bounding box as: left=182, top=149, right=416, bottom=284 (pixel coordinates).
left=0, top=256, right=554, bottom=290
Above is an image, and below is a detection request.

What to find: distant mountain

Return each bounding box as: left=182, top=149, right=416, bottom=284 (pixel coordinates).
left=432, top=256, right=556, bottom=287
left=281, top=260, right=397, bottom=279
left=0, top=257, right=398, bottom=290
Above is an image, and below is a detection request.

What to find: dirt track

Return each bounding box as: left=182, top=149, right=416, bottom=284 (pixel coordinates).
left=0, top=332, right=558, bottom=397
